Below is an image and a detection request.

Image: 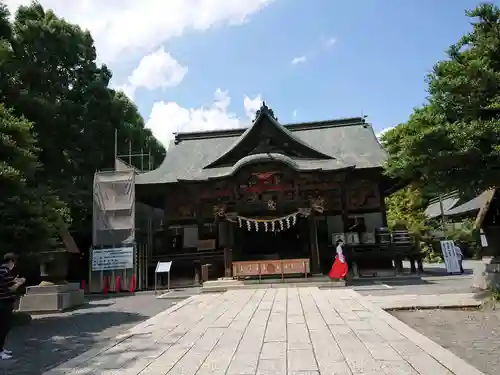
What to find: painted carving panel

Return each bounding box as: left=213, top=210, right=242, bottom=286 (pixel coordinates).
left=346, top=180, right=380, bottom=210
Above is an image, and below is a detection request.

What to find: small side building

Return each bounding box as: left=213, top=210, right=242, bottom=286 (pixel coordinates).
left=444, top=189, right=500, bottom=257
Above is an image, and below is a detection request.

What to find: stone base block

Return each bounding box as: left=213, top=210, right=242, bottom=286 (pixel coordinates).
left=472, top=257, right=500, bottom=290
left=18, top=283, right=85, bottom=312
left=201, top=276, right=346, bottom=293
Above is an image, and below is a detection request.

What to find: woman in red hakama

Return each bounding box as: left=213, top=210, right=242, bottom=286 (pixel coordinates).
left=328, top=240, right=348, bottom=279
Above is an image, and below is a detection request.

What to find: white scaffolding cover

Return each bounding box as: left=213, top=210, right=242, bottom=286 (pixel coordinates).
left=92, top=169, right=135, bottom=247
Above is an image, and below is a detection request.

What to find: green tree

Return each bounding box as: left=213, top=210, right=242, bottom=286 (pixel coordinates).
left=0, top=104, right=69, bottom=255
left=382, top=3, right=500, bottom=194
left=385, top=186, right=429, bottom=235
left=0, top=2, right=164, bottom=247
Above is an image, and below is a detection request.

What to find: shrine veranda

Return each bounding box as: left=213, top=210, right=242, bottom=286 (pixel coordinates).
left=134, top=104, right=408, bottom=284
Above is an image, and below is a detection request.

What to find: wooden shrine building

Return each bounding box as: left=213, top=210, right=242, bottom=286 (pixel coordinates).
left=135, top=104, right=401, bottom=283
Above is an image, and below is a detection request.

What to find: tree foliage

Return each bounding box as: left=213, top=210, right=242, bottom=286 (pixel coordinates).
left=0, top=104, right=69, bottom=254
left=0, top=2, right=164, bottom=253
left=385, top=186, right=429, bottom=235
left=382, top=3, right=500, bottom=194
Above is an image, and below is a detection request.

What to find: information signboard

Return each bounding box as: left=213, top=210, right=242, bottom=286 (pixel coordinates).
left=155, top=261, right=172, bottom=274
left=155, top=261, right=173, bottom=292
left=440, top=240, right=461, bottom=274
left=91, top=247, right=134, bottom=271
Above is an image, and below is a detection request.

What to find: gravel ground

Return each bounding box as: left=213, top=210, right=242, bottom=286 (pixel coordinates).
left=0, top=293, right=188, bottom=375
left=392, top=307, right=500, bottom=375
left=354, top=276, right=475, bottom=296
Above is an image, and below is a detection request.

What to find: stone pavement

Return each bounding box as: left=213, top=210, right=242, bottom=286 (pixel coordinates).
left=0, top=294, right=184, bottom=375
left=43, top=288, right=484, bottom=375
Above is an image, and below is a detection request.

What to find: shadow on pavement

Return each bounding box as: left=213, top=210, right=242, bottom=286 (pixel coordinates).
left=0, top=310, right=147, bottom=375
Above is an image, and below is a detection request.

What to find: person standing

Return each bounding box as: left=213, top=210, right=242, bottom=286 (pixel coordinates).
left=328, top=239, right=348, bottom=280
left=0, top=253, right=25, bottom=360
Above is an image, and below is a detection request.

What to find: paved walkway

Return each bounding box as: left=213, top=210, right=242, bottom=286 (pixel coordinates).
left=44, top=288, right=483, bottom=375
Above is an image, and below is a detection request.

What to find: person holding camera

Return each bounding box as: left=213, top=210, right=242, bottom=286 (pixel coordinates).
left=0, top=253, right=26, bottom=360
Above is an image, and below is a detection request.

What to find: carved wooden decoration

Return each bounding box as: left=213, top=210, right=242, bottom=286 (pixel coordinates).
left=267, top=199, right=277, bottom=211
left=324, top=190, right=342, bottom=211
left=213, top=204, right=227, bottom=217
left=178, top=205, right=195, bottom=217
left=310, top=196, right=325, bottom=213
left=346, top=180, right=380, bottom=210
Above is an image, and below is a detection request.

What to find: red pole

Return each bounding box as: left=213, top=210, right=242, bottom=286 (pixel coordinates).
left=115, top=275, right=121, bottom=293
left=80, top=280, right=86, bottom=291
left=129, top=274, right=136, bottom=293
left=103, top=276, right=109, bottom=294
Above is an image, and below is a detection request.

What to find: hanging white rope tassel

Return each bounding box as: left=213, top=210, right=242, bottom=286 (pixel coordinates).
left=286, top=216, right=290, bottom=229
left=246, top=220, right=252, bottom=231
left=271, top=221, right=275, bottom=232
left=264, top=222, right=268, bottom=232
left=238, top=217, right=242, bottom=228
left=280, top=219, right=284, bottom=231
left=255, top=221, right=259, bottom=231
left=292, top=214, right=297, bottom=226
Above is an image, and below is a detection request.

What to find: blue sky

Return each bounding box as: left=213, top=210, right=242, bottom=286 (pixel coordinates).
left=137, top=0, right=486, bottom=143
left=5, top=0, right=491, bottom=145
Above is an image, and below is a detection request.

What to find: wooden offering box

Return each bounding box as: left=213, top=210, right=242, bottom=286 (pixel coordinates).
left=232, top=258, right=310, bottom=280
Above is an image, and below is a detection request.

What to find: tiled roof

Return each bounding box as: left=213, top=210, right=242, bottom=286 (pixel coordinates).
left=445, top=190, right=493, bottom=216
left=136, top=114, right=386, bottom=185
left=424, top=192, right=461, bottom=219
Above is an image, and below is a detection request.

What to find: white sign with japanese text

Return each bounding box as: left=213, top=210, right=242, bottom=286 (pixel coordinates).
left=440, top=240, right=461, bottom=274
left=91, top=247, right=134, bottom=271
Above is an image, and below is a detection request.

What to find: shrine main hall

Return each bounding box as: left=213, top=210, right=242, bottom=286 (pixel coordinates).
left=135, top=104, right=400, bottom=282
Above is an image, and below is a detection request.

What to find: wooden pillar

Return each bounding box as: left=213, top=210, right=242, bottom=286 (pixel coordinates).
left=196, top=209, right=204, bottom=242
left=379, top=181, right=388, bottom=227
left=163, top=195, right=171, bottom=253
left=340, top=178, right=349, bottom=232
left=340, top=175, right=358, bottom=277
left=308, top=214, right=321, bottom=274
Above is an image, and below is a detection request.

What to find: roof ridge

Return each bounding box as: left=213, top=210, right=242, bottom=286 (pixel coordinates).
left=174, top=116, right=367, bottom=142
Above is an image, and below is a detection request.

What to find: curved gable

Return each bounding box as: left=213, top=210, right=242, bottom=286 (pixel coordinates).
left=204, top=105, right=334, bottom=169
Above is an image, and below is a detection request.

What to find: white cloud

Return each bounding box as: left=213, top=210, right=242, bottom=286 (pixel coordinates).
left=146, top=90, right=262, bottom=147
left=376, top=126, right=395, bottom=140
left=111, top=47, right=188, bottom=98
left=289, top=37, right=336, bottom=68
left=325, top=37, right=336, bottom=48
left=4, top=0, right=275, bottom=64
left=129, top=47, right=188, bottom=91
left=112, top=83, right=137, bottom=101
left=243, top=94, right=262, bottom=119
left=4, top=0, right=273, bottom=147
left=291, top=55, right=307, bottom=65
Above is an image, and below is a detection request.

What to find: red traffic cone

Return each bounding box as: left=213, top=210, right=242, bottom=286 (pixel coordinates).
left=103, top=276, right=109, bottom=294
left=129, top=274, right=136, bottom=293
left=80, top=280, right=86, bottom=291
left=115, top=275, right=121, bottom=293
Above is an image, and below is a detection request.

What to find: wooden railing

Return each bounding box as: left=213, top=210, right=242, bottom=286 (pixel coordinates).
left=232, top=258, right=310, bottom=280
